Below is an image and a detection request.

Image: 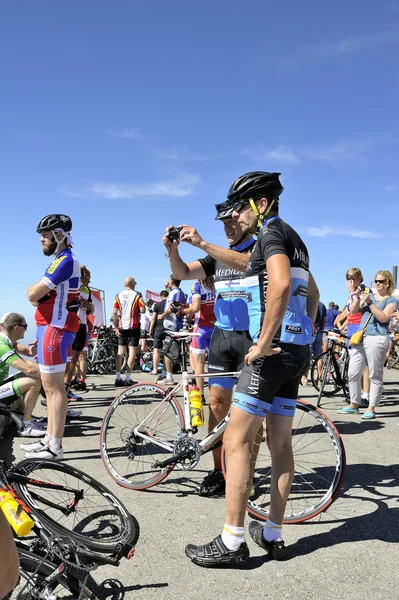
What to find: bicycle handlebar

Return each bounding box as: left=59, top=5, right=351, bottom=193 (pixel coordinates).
left=318, top=328, right=350, bottom=340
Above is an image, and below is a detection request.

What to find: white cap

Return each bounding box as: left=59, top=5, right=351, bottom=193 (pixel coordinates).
left=0, top=312, right=11, bottom=325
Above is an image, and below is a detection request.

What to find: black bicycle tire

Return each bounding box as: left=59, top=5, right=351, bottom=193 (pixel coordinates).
left=12, top=459, right=138, bottom=555
left=100, top=383, right=184, bottom=490
left=222, top=400, right=346, bottom=524
left=312, top=351, right=342, bottom=404
left=12, top=547, right=96, bottom=599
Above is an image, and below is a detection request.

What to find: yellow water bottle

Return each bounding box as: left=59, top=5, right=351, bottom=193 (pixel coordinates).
left=189, top=384, right=204, bottom=427
left=0, top=490, right=34, bottom=536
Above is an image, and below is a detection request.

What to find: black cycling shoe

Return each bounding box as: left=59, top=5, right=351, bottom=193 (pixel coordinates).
left=359, top=399, right=369, bottom=409
left=248, top=522, right=285, bottom=560
left=185, top=535, right=249, bottom=567
left=197, top=469, right=226, bottom=497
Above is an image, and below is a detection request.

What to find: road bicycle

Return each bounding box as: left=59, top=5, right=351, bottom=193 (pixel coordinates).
left=311, top=329, right=350, bottom=407
left=87, top=326, right=127, bottom=375
left=100, top=330, right=346, bottom=524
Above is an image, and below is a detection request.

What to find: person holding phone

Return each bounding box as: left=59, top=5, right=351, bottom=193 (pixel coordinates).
left=338, top=270, right=397, bottom=419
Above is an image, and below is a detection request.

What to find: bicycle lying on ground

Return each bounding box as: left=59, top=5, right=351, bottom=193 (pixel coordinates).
left=100, top=330, right=346, bottom=524
left=0, top=404, right=139, bottom=598
left=311, top=329, right=350, bottom=407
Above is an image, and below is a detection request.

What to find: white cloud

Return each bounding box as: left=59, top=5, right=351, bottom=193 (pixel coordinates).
left=64, top=173, right=199, bottom=200
left=384, top=184, right=399, bottom=193
left=305, top=225, right=382, bottom=239
left=281, top=29, right=399, bottom=66
left=247, top=138, right=377, bottom=167
left=106, top=128, right=150, bottom=141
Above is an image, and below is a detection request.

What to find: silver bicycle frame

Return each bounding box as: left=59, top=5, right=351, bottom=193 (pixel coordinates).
left=132, top=368, right=241, bottom=456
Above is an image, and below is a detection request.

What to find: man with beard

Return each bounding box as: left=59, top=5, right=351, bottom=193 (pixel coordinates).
left=163, top=203, right=257, bottom=496
left=22, top=214, right=80, bottom=460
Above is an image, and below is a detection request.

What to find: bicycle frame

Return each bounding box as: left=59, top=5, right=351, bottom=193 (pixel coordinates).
left=133, top=369, right=241, bottom=458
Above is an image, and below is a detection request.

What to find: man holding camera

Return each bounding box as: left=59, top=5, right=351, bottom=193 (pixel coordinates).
left=163, top=206, right=256, bottom=497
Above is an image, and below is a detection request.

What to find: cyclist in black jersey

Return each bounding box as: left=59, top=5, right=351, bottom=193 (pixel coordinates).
left=163, top=206, right=256, bottom=497
left=185, top=171, right=320, bottom=567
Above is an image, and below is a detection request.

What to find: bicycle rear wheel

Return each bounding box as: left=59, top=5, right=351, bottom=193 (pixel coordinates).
left=222, top=400, right=346, bottom=524
left=10, top=547, right=95, bottom=599
left=12, top=459, right=138, bottom=555
left=100, top=383, right=184, bottom=490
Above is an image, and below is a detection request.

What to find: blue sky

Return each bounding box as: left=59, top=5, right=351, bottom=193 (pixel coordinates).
left=1, top=1, right=399, bottom=330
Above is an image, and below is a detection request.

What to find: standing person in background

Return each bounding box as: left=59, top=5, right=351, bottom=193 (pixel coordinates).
left=335, top=267, right=370, bottom=407
left=322, top=302, right=340, bottom=351
left=65, top=265, right=94, bottom=397
left=156, top=275, right=186, bottom=385
left=338, top=270, right=397, bottom=419
left=183, top=277, right=216, bottom=403
left=139, top=299, right=153, bottom=355
left=112, top=277, right=146, bottom=387
left=301, top=300, right=326, bottom=385
left=24, top=214, right=80, bottom=460
left=149, top=291, right=169, bottom=375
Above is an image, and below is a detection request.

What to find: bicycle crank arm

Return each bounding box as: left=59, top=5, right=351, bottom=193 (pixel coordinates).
left=152, top=449, right=195, bottom=469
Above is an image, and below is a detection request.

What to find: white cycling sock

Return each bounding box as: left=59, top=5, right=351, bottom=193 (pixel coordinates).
left=361, top=391, right=370, bottom=401
left=166, top=372, right=173, bottom=380
left=115, top=372, right=121, bottom=380
left=263, top=519, right=283, bottom=542
left=43, top=432, right=51, bottom=445
left=221, top=524, right=245, bottom=551
left=125, top=373, right=131, bottom=382
left=49, top=437, right=62, bottom=452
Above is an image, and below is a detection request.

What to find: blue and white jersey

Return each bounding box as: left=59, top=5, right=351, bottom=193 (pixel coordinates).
left=245, top=217, right=314, bottom=346
left=198, top=239, right=256, bottom=331
left=163, top=287, right=186, bottom=331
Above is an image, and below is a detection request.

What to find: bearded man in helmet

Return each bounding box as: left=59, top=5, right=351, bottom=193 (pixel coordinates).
left=23, top=214, right=81, bottom=460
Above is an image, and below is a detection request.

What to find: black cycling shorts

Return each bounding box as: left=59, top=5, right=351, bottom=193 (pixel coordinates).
left=118, top=328, right=140, bottom=347
left=207, top=327, right=253, bottom=390
left=72, top=324, right=87, bottom=353
left=140, top=329, right=148, bottom=340
left=233, top=344, right=310, bottom=417
left=153, top=326, right=166, bottom=350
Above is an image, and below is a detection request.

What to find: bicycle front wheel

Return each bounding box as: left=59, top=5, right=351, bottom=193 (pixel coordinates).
left=222, top=400, right=346, bottom=524
left=12, top=459, right=138, bottom=555
left=312, top=351, right=342, bottom=398
left=100, top=383, right=184, bottom=490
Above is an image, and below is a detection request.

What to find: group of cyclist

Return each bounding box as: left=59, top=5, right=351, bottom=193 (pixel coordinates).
left=11, top=168, right=390, bottom=575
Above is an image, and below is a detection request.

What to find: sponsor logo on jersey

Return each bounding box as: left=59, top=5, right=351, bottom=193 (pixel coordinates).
left=293, top=285, right=308, bottom=297
left=47, top=255, right=67, bottom=275
left=293, top=247, right=309, bottom=264
left=47, top=346, right=55, bottom=352
left=285, top=325, right=302, bottom=334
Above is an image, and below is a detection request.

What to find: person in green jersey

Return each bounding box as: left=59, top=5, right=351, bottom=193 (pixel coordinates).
left=0, top=313, right=44, bottom=437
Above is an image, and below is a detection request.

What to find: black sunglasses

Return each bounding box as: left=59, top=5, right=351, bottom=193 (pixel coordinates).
left=374, top=279, right=386, bottom=284
left=17, top=323, right=28, bottom=329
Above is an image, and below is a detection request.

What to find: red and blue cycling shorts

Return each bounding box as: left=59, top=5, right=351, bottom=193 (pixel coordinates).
left=36, top=325, right=76, bottom=374
left=190, top=325, right=214, bottom=355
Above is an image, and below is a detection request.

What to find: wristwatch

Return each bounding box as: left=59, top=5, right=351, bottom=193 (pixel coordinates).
left=366, top=299, right=373, bottom=306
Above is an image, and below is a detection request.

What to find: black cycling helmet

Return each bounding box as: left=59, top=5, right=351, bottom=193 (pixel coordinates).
left=215, top=201, right=234, bottom=220
left=227, top=171, right=284, bottom=203
left=36, top=214, right=72, bottom=234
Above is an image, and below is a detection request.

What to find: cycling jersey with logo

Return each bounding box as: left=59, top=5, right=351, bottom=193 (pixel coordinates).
left=35, top=248, right=81, bottom=332
left=77, top=285, right=92, bottom=326
left=191, top=282, right=216, bottom=328
left=0, top=333, right=19, bottom=384
left=245, top=217, right=314, bottom=346
left=113, top=290, right=145, bottom=330
left=198, top=240, right=256, bottom=332
left=164, top=288, right=186, bottom=331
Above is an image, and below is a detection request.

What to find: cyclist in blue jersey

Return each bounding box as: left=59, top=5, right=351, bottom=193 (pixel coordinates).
left=163, top=207, right=257, bottom=496
left=185, top=171, right=320, bottom=567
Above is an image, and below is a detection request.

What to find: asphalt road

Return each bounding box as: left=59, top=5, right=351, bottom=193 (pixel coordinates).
left=3, top=367, right=399, bottom=600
